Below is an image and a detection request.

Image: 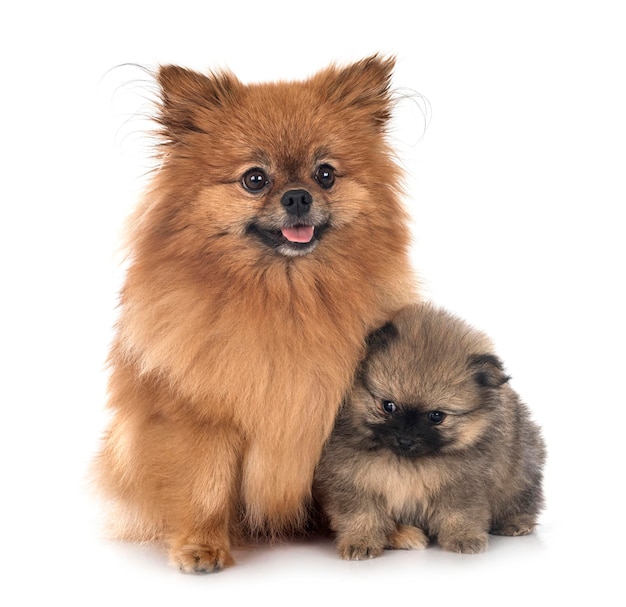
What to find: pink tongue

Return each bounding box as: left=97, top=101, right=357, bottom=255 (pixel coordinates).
left=281, top=225, right=315, bottom=243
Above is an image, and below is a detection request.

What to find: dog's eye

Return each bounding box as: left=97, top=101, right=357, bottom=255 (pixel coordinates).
left=381, top=400, right=397, bottom=414
left=242, top=168, right=269, bottom=193
left=428, top=411, right=446, bottom=424
left=314, top=164, right=336, bottom=189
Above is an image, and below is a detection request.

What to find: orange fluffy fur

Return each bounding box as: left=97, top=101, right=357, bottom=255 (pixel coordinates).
left=94, top=56, right=417, bottom=572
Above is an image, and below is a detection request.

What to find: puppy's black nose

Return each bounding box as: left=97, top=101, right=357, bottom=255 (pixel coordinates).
left=397, top=437, right=415, bottom=450
left=281, top=189, right=312, bottom=217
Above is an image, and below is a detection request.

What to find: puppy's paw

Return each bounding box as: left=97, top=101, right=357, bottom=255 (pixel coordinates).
left=337, top=538, right=385, bottom=561
left=387, top=524, right=429, bottom=550
left=170, top=543, right=235, bottom=574
left=491, top=515, right=536, bottom=537
left=439, top=533, right=488, bottom=554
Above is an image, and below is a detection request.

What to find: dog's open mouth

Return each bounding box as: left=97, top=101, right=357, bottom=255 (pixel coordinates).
left=280, top=225, right=315, bottom=243
left=247, top=223, right=329, bottom=256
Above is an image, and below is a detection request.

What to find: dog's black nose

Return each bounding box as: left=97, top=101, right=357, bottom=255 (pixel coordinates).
left=281, top=189, right=312, bottom=217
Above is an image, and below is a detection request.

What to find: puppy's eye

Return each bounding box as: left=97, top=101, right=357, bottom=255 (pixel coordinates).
left=314, top=164, right=336, bottom=189
left=428, top=411, right=446, bottom=424
left=381, top=400, right=397, bottom=414
left=242, top=168, right=269, bottom=193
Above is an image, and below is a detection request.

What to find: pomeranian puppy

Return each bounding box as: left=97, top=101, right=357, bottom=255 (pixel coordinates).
left=314, top=303, right=546, bottom=560
left=94, top=56, right=417, bottom=572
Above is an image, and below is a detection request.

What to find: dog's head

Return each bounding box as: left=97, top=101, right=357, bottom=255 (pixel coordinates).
left=136, top=56, right=405, bottom=265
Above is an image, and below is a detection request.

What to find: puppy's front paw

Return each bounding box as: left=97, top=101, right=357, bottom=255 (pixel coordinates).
left=439, top=533, right=488, bottom=554
left=170, top=543, right=235, bottom=574
left=337, top=538, right=385, bottom=560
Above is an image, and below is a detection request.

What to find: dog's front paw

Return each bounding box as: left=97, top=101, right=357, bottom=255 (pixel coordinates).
left=439, top=533, right=488, bottom=554
left=170, top=543, right=235, bottom=574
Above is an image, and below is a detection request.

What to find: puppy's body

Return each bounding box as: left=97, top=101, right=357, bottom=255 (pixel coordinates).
left=315, top=303, right=545, bottom=559
left=95, top=57, right=416, bottom=572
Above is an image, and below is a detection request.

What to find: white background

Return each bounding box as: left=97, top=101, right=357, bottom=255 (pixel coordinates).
left=2, top=1, right=624, bottom=604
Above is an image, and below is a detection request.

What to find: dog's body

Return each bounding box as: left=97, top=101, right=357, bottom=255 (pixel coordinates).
left=315, top=303, right=545, bottom=559
left=95, top=57, right=416, bottom=572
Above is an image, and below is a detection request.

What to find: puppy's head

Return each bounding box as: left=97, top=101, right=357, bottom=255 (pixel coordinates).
left=141, top=56, right=405, bottom=263
left=344, top=303, right=510, bottom=458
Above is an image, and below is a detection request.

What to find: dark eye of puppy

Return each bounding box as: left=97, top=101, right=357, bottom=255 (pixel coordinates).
left=242, top=168, right=270, bottom=193
left=381, top=400, right=397, bottom=414
left=314, top=164, right=336, bottom=189
left=428, top=411, right=446, bottom=424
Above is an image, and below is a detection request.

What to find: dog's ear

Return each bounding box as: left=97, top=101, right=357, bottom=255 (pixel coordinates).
left=468, top=354, right=511, bottom=388
left=156, top=65, right=240, bottom=140
left=365, top=321, right=399, bottom=354
left=319, top=55, right=396, bottom=129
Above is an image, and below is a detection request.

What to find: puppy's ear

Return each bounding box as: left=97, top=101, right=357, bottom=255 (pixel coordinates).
left=365, top=321, right=399, bottom=354
left=468, top=354, right=511, bottom=388
left=321, top=55, right=396, bottom=128
left=156, top=65, right=240, bottom=140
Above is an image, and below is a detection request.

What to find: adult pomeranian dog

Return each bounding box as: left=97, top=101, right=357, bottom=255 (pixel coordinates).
left=315, top=303, right=546, bottom=560
left=94, top=56, right=417, bottom=572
